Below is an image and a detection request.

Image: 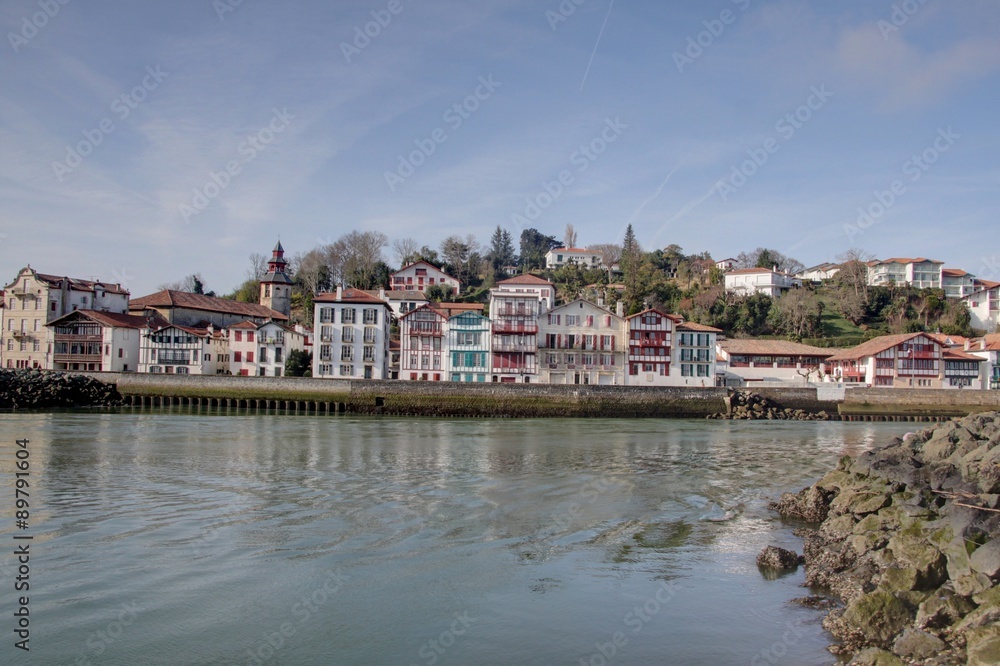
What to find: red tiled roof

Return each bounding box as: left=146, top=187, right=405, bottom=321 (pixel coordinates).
left=941, top=268, right=970, bottom=278
left=825, top=333, right=927, bottom=362
left=625, top=307, right=679, bottom=322
left=314, top=288, right=388, bottom=304
left=870, top=258, right=944, bottom=266
left=399, top=304, right=448, bottom=321
left=943, top=349, right=985, bottom=362
left=228, top=320, right=259, bottom=330
left=498, top=274, right=554, bottom=286
left=429, top=302, right=485, bottom=318
left=677, top=322, right=723, bottom=333
left=392, top=260, right=457, bottom=279
left=925, top=333, right=970, bottom=348
left=131, top=289, right=288, bottom=320
left=47, top=309, right=149, bottom=329
left=32, top=272, right=130, bottom=295
left=720, top=339, right=832, bottom=356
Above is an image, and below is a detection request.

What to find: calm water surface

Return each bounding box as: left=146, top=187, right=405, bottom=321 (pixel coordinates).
left=0, top=412, right=917, bottom=665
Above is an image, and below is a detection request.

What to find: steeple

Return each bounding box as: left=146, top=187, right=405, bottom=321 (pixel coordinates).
left=260, top=240, right=292, bottom=318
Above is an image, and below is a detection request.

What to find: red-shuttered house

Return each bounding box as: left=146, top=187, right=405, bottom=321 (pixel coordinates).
left=625, top=308, right=679, bottom=385
left=537, top=299, right=625, bottom=385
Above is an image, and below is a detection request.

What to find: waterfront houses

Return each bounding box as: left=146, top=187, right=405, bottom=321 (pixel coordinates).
left=488, top=275, right=554, bottom=383
left=625, top=308, right=676, bottom=386
left=447, top=311, right=491, bottom=383
left=826, top=333, right=955, bottom=388
left=538, top=299, right=625, bottom=385
left=46, top=310, right=146, bottom=372
left=390, top=261, right=460, bottom=294
left=229, top=320, right=304, bottom=376
left=967, top=335, right=1000, bottom=390
left=717, top=339, right=833, bottom=384
left=312, top=287, right=391, bottom=379
left=3, top=267, right=129, bottom=369
left=672, top=322, right=722, bottom=386
left=139, top=322, right=228, bottom=375
left=399, top=305, right=448, bottom=381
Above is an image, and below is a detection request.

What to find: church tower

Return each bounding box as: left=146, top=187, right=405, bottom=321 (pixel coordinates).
left=259, top=241, right=292, bottom=318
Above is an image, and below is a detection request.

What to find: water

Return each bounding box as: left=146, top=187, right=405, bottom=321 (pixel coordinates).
left=0, top=412, right=917, bottom=665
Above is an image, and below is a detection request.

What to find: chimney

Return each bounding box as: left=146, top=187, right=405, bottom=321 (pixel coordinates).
left=378, top=287, right=386, bottom=301
left=616, top=301, right=624, bottom=317
left=965, top=339, right=971, bottom=351
left=336, top=285, right=343, bottom=301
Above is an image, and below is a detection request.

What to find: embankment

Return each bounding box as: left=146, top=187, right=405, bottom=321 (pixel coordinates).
left=0, top=369, right=122, bottom=408
left=770, top=412, right=1000, bottom=665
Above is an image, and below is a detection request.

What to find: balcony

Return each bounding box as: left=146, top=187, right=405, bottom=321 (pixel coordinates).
left=493, top=322, right=537, bottom=334
left=53, top=354, right=102, bottom=365
left=12, top=330, right=32, bottom=339
left=55, top=333, right=102, bottom=343
left=903, top=350, right=938, bottom=360
left=493, top=307, right=537, bottom=317
left=493, top=343, right=535, bottom=353
left=158, top=358, right=192, bottom=366
left=635, top=339, right=667, bottom=347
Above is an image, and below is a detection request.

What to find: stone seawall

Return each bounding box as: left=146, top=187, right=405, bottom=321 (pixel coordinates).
left=843, top=389, right=1000, bottom=418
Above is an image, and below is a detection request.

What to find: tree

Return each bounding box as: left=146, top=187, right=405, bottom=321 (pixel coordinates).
left=392, top=237, right=420, bottom=267
left=519, top=228, right=559, bottom=271
left=285, top=349, right=312, bottom=377
left=441, top=234, right=480, bottom=286
left=564, top=224, right=578, bottom=249
left=341, top=230, right=388, bottom=288
left=735, top=247, right=804, bottom=275
left=772, top=289, right=822, bottom=338
left=621, top=224, right=644, bottom=313
left=248, top=253, right=268, bottom=281
left=158, top=273, right=212, bottom=295
left=588, top=243, right=622, bottom=281
left=425, top=284, right=455, bottom=302
left=488, top=225, right=516, bottom=277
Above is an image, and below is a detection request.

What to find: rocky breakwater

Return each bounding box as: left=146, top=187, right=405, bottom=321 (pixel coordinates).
left=708, top=390, right=830, bottom=421
left=769, top=412, right=1000, bottom=665
left=0, top=369, right=122, bottom=409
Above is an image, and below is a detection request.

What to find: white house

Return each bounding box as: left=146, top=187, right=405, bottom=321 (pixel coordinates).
left=544, top=247, right=605, bottom=270
left=537, top=299, right=625, bottom=385
left=139, top=322, right=229, bottom=375
left=447, top=311, right=491, bottom=383
left=966, top=335, right=1000, bottom=390
left=941, top=269, right=978, bottom=299
left=389, top=261, right=460, bottom=294
left=624, top=308, right=678, bottom=386
left=399, top=305, right=449, bottom=381
left=228, top=320, right=304, bottom=377
left=717, top=339, right=833, bottom=385
left=670, top=322, right=723, bottom=387
left=47, top=309, right=146, bottom=372
left=724, top=268, right=801, bottom=298
left=312, top=287, right=391, bottom=380
left=962, top=280, right=999, bottom=332
left=487, top=275, right=555, bottom=383
left=797, top=263, right=841, bottom=283
left=866, top=258, right=943, bottom=289
left=362, top=288, right=428, bottom=321
left=715, top=258, right=737, bottom=272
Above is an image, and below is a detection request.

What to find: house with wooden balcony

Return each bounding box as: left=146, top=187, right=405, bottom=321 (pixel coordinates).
left=537, top=299, right=625, bottom=385
left=389, top=261, right=460, bottom=294
left=487, top=275, right=554, bottom=383
left=46, top=310, right=148, bottom=372
left=716, top=339, right=834, bottom=385
left=625, top=308, right=678, bottom=385
left=228, top=319, right=304, bottom=377
left=312, top=287, right=391, bottom=380
left=129, top=289, right=287, bottom=328
left=139, top=322, right=228, bottom=375
left=447, top=311, right=491, bottom=383
left=399, top=304, right=448, bottom=381
left=826, top=333, right=949, bottom=388
left=3, top=266, right=129, bottom=370
left=942, top=348, right=985, bottom=389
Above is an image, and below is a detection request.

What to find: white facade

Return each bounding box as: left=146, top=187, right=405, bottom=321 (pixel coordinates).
left=724, top=268, right=801, bottom=298
left=139, top=324, right=228, bottom=375
left=312, top=287, right=391, bottom=380
left=625, top=309, right=676, bottom=386
left=47, top=310, right=144, bottom=372
left=797, top=263, right=841, bottom=282
left=941, top=269, right=978, bottom=299
left=399, top=306, right=448, bottom=381
left=544, top=248, right=604, bottom=270
left=447, top=312, right=491, bottom=383
left=963, top=282, right=999, bottom=333
left=670, top=324, right=721, bottom=386
left=867, top=258, right=943, bottom=289
left=537, top=300, right=625, bottom=385
left=487, top=275, right=554, bottom=383
left=229, top=320, right=304, bottom=377
left=390, top=261, right=460, bottom=294
left=717, top=340, right=832, bottom=384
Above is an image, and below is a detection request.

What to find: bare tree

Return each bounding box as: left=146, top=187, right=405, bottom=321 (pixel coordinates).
left=341, top=231, right=387, bottom=288
left=564, top=224, right=578, bottom=249
left=391, top=237, right=419, bottom=267
left=588, top=243, right=622, bottom=280
left=248, top=253, right=268, bottom=280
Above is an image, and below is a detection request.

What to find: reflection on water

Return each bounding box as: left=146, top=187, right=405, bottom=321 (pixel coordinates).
left=0, top=413, right=916, bottom=665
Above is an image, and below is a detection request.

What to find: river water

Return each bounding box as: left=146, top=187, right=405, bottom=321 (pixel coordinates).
left=0, top=412, right=917, bottom=665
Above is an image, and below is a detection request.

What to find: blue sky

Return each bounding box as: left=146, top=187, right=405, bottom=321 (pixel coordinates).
left=2, top=0, right=999, bottom=296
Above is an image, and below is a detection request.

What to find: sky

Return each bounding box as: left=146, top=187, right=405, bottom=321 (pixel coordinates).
left=1, top=0, right=999, bottom=297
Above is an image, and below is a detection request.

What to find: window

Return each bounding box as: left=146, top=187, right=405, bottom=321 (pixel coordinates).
left=234, top=331, right=243, bottom=342
left=247, top=331, right=255, bottom=343
left=33, top=341, right=40, bottom=352
left=246, top=352, right=254, bottom=363
left=363, top=308, right=378, bottom=324
left=340, top=364, right=353, bottom=376
left=320, top=308, right=333, bottom=323
left=363, top=346, right=375, bottom=362
left=319, top=364, right=333, bottom=376
left=118, top=348, right=123, bottom=358
left=341, top=308, right=356, bottom=324
left=364, top=327, right=377, bottom=343
left=274, top=348, right=283, bottom=362
left=343, top=327, right=355, bottom=343
left=341, top=345, right=354, bottom=361
left=33, top=319, right=39, bottom=331
left=234, top=351, right=242, bottom=362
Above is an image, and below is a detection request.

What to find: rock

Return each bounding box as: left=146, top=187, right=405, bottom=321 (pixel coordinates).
left=968, top=636, right=1000, bottom=666
left=847, top=647, right=905, bottom=665
left=891, top=627, right=945, bottom=660
left=842, top=590, right=913, bottom=647
left=915, top=589, right=975, bottom=630
left=770, top=485, right=833, bottom=523
left=970, top=537, right=1000, bottom=578
left=756, top=545, right=803, bottom=571
left=886, top=530, right=948, bottom=590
